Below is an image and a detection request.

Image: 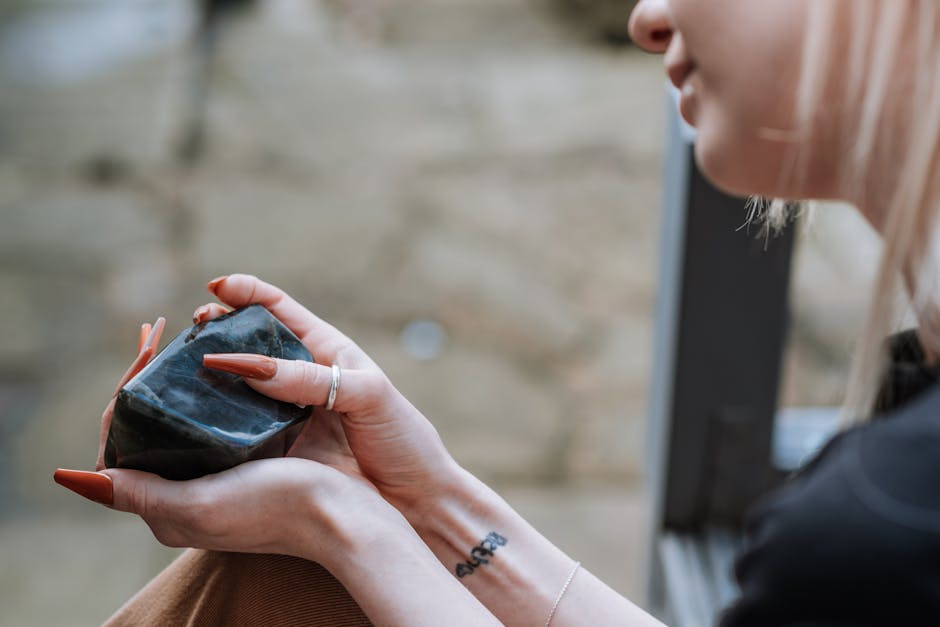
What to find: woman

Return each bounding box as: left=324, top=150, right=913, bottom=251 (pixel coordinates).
left=53, top=0, right=940, bottom=624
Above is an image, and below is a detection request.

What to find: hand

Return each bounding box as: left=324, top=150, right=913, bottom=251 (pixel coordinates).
left=193, top=274, right=460, bottom=515
left=58, top=457, right=416, bottom=570
left=56, top=305, right=440, bottom=571
left=55, top=276, right=650, bottom=627
left=55, top=315, right=501, bottom=625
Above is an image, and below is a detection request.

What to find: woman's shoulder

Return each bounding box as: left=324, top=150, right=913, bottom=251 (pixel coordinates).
left=846, top=381, right=940, bottom=532
left=720, top=382, right=940, bottom=627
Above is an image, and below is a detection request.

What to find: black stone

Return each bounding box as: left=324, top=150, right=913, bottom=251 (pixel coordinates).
left=105, top=305, right=314, bottom=480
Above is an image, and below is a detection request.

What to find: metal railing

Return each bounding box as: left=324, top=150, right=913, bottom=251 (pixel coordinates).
left=644, top=87, right=840, bottom=626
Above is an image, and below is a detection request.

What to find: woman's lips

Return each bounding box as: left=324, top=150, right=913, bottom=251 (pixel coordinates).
left=666, top=59, right=696, bottom=91
left=674, top=69, right=698, bottom=126
left=677, top=79, right=697, bottom=126
left=664, top=36, right=698, bottom=125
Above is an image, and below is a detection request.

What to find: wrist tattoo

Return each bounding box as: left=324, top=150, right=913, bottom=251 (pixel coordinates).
left=455, top=531, right=507, bottom=578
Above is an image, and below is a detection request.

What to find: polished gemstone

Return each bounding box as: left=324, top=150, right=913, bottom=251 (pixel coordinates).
left=105, top=305, right=314, bottom=480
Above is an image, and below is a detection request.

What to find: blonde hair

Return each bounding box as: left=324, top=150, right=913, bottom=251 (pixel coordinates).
left=816, top=0, right=940, bottom=424
left=754, top=2, right=940, bottom=424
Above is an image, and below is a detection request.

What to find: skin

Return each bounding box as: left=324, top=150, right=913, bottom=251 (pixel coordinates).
left=629, top=0, right=910, bottom=226
left=631, top=0, right=816, bottom=199
left=631, top=0, right=929, bottom=359
left=55, top=0, right=920, bottom=624
left=75, top=274, right=660, bottom=626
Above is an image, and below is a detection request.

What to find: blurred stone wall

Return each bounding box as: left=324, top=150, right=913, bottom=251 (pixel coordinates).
left=0, top=0, right=665, bottom=622
left=546, top=0, right=639, bottom=45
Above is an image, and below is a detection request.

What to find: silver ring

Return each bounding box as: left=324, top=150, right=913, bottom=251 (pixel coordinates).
left=325, top=364, right=341, bottom=411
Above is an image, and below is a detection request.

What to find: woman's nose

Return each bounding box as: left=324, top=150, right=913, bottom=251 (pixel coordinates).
left=628, top=0, right=673, bottom=54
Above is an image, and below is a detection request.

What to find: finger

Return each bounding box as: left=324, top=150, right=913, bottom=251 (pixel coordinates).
left=148, top=316, right=166, bottom=351
left=206, top=274, right=372, bottom=367
left=192, top=302, right=232, bottom=324
left=101, top=468, right=186, bottom=516
left=101, top=468, right=223, bottom=550
left=96, top=397, right=117, bottom=471
left=103, top=317, right=165, bottom=466
left=102, top=349, right=151, bottom=470
left=203, top=353, right=383, bottom=413
left=112, top=345, right=154, bottom=397
left=113, top=317, right=162, bottom=395
left=99, top=461, right=327, bottom=553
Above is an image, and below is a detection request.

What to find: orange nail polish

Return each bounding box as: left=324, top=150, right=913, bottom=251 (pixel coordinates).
left=193, top=305, right=209, bottom=323
left=113, top=345, right=154, bottom=397
left=207, top=276, right=227, bottom=294
left=204, top=353, right=277, bottom=380
left=149, top=317, right=166, bottom=350
left=138, top=323, right=152, bottom=354
left=54, top=469, right=113, bottom=506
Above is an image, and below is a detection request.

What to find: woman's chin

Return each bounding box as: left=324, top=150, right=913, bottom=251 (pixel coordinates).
left=693, top=142, right=755, bottom=198
left=692, top=133, right=789, bottom=201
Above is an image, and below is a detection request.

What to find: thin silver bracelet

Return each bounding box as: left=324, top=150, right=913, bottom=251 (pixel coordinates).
left=545, top=561, right=581, bottom=627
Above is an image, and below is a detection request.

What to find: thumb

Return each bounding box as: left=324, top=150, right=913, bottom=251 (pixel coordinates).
left=90, top=468, right=230, bottom=550
left=54, top=467, right=192, bottom=515
left=98, top=468, right=190, bottom=516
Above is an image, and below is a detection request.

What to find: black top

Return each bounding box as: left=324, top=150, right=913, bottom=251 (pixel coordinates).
left=720, top=331, right=940, bottom=627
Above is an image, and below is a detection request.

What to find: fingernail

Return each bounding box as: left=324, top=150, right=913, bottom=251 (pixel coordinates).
left=113, top=345, right=154, bottom=397
left=204, top=353, right=277, bottom=380
left=207, top=275, right=228, bottom=294
left=193, top=305, right=209, bottom=324
left=54, top=469, right=113, bottom=506
left=138, top=323, right=152, bottom=354
left=151, top=317, right=166, bottom=350
left=142, top=317, right=166, bottom=353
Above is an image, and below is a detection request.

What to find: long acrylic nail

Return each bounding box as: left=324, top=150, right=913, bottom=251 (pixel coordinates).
left=113, top=345, right=154, bottom=397
left=146, top=317, right=166, bottom=352
left=207, top=276, right=228, bottom=294
left=138, top=323, right=152, bottom=354
left=54, top=469, right=113, bottom=506
left=204, top=353, right=277, bottom=380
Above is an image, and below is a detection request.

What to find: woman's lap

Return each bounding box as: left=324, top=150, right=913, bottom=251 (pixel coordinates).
left=105, top=549, right=371, bottom=626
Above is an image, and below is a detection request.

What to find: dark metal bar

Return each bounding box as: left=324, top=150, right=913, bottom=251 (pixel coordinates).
left=646, top=86, right=796, bottom=615
left=647, top=87, right=794, bottom=531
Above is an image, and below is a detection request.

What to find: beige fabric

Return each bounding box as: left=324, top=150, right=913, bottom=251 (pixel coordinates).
left=105, top=550, right=371, bottom=627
